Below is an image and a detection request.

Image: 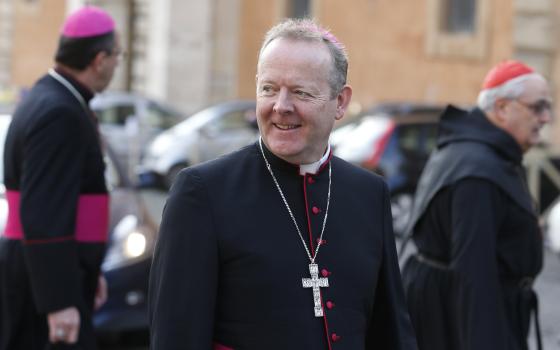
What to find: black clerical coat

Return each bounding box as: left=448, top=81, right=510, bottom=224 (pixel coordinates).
left=148, top=142, right=417, bottom=350
left=401, top=106, right=543, bottom=350
left=0, top=71, right=108, bottom=350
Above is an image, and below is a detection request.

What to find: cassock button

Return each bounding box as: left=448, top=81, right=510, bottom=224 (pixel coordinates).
left=312, top=206, right=321, bottom=214
left=326, top=301, right=335, bottom=309
left=307, top=176, right=315, bottom=184
left=331, top=333, right=341, bottom=342
left=321, top=268, right=331, bottom=277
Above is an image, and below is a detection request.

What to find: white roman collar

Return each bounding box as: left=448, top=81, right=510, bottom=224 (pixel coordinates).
left=299, top=145, right=331, bottom=175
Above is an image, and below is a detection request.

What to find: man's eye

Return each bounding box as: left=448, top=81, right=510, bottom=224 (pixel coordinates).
left=535, top=100, right=552, bottom=114
left=295, top=90, right=311, bottom=97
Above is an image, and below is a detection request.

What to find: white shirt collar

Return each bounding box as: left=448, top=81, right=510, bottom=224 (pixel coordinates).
left=299, top=144, right=331, bottom=175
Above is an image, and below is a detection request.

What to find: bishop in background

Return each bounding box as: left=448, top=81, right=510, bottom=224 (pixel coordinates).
left=148, top=18, right=417, bottom=350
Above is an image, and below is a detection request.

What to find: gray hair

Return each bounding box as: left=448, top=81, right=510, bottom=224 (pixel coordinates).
left=477, top=73, right=543, bottom=111
left=258, top=18, right=348, bottom=99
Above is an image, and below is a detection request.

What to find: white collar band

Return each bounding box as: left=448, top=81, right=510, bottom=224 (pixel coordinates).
left=299, top=145, right=331, bottom=175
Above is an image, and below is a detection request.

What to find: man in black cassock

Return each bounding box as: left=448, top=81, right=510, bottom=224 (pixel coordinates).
left=0, top=6, right=120, bottom=350
left=148, top=18, right=417, bottom=350
left=401, top=60, right=551, bottom=350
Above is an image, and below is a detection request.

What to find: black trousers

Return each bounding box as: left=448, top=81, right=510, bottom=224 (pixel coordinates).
left=0, top=239, right=98, bottom=350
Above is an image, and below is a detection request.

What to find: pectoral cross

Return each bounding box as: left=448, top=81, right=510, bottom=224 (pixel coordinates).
left=302, top=263, right=329, bottom=317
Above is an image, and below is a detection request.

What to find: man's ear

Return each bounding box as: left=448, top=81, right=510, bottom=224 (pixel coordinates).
left=91, top=51, right=108, bottom=72
left=335, top=85, right=352, bottom=121
left=493, top=98, right=510, bottom=123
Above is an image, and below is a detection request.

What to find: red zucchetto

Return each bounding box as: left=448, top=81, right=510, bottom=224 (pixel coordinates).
left=61, top=6, right=115, bottom=38
left=482, top=60, right=534, bottom=89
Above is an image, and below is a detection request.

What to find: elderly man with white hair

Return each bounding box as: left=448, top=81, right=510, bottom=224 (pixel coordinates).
left=401, top=60, right=552, bottom=350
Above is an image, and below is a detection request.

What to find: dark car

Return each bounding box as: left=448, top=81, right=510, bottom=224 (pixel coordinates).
left=332, top=103, right=444, bottom=236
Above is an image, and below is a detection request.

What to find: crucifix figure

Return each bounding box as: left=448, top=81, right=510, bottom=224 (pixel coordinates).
left=302, top=263, right=329, bottom=317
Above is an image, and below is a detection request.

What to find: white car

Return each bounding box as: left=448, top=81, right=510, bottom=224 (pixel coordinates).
left=0, top=115, right=11, bottom=234
left=138, top=100, right=258, bottom=188
left=91, top=91, right=186, bottom=172
left=547, top=200, right=560, bottom=253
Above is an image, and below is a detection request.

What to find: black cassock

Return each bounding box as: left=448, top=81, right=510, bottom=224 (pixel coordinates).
left=402, top=106, right=543, bottom=350
left=0, top=71, right=108, bottom=350
left=148, top=142, right=417, bottom=350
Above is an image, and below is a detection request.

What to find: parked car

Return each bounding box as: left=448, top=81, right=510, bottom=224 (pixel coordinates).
left=91, top=91, right=186, bottom=174
left=0, top=115, right=11, bottom=234
left=0, top=114, right=158, bottom=336
left=138, top=100, right=258, bottom=188
left=332, top=103, right=444, bottom=236
left=546, top=199, right=560, bottom=253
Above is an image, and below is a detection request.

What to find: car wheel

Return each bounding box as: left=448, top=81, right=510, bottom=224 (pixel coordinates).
left=164, top=163, right=188, bottom=189
left=391, top=192, right=414, bottom=238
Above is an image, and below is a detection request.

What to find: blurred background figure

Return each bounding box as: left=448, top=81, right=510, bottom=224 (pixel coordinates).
left=401, top=60, right=552, bottom=350
left=0, top=6, right=119, bottom=350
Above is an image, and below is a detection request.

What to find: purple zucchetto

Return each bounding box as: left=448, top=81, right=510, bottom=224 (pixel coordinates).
left=61, top=6, right=115, bottom=38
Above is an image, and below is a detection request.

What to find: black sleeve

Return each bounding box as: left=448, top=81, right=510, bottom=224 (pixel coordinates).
left=148, top=169, right=219, bottom=350
left=20, top=108, right=86, bottom=313
left=450, top=178, right=509, bottom=350
left=367, top=183, right=418, bottom=349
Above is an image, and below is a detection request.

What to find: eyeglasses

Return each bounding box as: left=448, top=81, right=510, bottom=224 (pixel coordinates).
left=514, top=99, right=552, bottom=116
left=105, top=47, right=126, bottom=60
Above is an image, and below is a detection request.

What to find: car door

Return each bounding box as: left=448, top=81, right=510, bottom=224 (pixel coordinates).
left=197, top=107, right=259, bottom=162
left=95, top=102, right=137, bottom=167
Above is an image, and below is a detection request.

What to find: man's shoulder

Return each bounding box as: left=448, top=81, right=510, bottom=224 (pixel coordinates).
left=193, top=144, right=257, bottom=174
left=14, top=76, right=83, bottom=124
left=434, top=141, right=512, bottom=183
left=174, top=144, right=257, bottom=184
left=443, top=141, right=501, bottom=164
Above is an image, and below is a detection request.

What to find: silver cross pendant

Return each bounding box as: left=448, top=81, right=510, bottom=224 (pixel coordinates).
left=302, top=263, right=329, bottom=317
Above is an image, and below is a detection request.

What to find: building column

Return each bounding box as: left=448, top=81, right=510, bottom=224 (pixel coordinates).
left=0, top=0, right=14, bottom=101
left=513, top=0, right=558, bottom=145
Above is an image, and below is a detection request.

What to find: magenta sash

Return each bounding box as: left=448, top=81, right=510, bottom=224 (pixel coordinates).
left=3, top=190, right=109, bottom=242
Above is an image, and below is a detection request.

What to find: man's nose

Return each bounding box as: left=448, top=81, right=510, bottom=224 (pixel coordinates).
left=540, top=108, right=553, bottom=124
left=273, top=89, right=294, bottom=115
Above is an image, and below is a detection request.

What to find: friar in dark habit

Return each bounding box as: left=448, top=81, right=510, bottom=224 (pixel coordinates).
left=148, top=18, right=418, bottom=350
left=401, top=60, right=551, bottom=350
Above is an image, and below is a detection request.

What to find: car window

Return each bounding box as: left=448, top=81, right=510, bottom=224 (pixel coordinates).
left=423, top=124, right=438, bottom=153
left=94, top=105, right=135, bottom=126
left=145, top=103, right=183, bottom=129
left=212, top=109, right=255, bottom=131
left=104, top=155, right=121, bottom=190
left=398, top=125, right=423, bottom=153
left=396, top=123, right=439, bottom=158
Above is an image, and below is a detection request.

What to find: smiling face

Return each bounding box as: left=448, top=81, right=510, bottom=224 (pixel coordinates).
left=256, top=37, right=351, bottom=164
